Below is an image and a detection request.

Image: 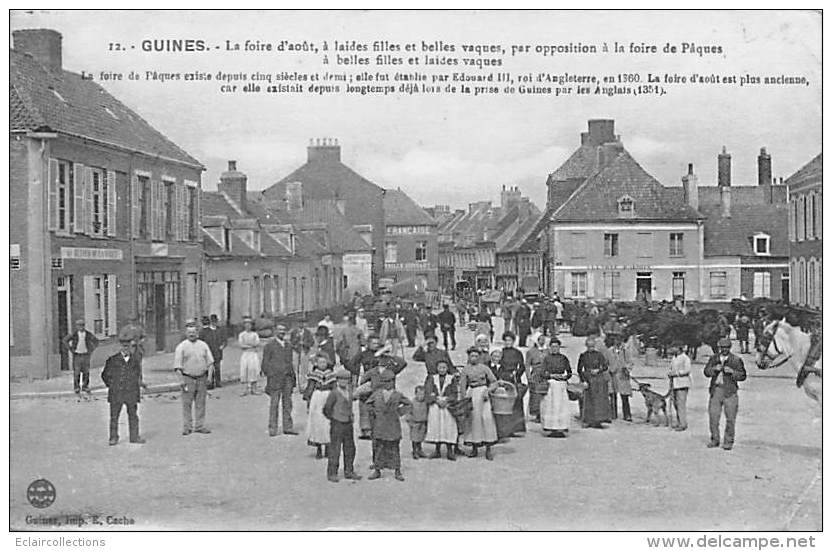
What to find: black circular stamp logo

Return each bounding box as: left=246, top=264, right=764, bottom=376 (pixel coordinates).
left=27, top=479, right=56, bottom=509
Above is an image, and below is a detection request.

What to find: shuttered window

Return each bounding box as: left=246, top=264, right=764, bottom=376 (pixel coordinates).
left=83, top=274, right=118, bottom=337
left=48, top=159, right=74, bottom=233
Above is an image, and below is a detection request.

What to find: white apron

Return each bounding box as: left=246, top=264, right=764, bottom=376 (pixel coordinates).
left=426, top=375, right=458, bottom=443
left=464, top=386, right=498, bottom=444
left=305, top=389, right=331, bottom=444
left=540, top=379, right=571, bottom=431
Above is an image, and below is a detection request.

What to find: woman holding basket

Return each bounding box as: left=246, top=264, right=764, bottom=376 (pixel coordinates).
left=539, top=338, right=572, bottom=437
left=493, top=332, right=527, bottom=438
left=458, top=347, right=499, bottom=460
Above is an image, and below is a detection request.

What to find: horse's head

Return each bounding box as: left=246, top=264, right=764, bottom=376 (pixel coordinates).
left=756, top=318, right=793, bottom=370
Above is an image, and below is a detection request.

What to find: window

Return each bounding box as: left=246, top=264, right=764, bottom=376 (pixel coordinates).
left=53, top=160, right=74, bottom=232
left=570, top=233, right=586, bottom=258
left=753, top=271, right=771, bottom=298
left=138, top=175, right=150, bottom=239
left=801, top=196, right=808, bottom=241
left=385, top=241, right=398, bottom=263
left=811, top=193, right=818, bottom=239
left=571, top=272, right=587, bottom=297
left=709, top=272, right=727, bottom=298
left=807, top=260, right=815, bottom=306
left=164, top=180, right=175, bottom=240
left=90, top=168, right=106, bottom=236
left=672, top=271, right=686, bottom=298
left=415, top=240, right=427, bottom=261
left=603, top=233, right=619, bottom=257
left=669, top=233, right=684, bottom=257
left=187, top=185, right=198, bottom=240
left=636, top=232, right=653, bottom=258
left=617, top=196, right=634, bottom=217
left=602, top=271, right=620, bottom=300
left=754, top=233, right=770, bottom=255
left=83, top=274, right=117, bottom=337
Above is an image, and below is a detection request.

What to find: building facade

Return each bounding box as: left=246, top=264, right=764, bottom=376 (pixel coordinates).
left=786, top=153, right=822, bottom=309
left=382, top=189, right=439, bottom=289
left=544, top=120, right=704, bottom=303
left=10, top=29, right=204, bottom=378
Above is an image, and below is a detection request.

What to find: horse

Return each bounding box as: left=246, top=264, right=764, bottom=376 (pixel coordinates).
left=756, top=318, right=822, bottom=406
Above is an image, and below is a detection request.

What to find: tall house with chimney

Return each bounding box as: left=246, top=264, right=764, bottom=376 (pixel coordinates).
left=10, top=29, right=204, bottom=379
left=202, top=161, right=350, bottom=325
left=785, top=153, right=822, bottom=310
left=261, top=139, right=434, bottom=293
left=542, top=120, right=703, bottom=302
left=696, top=147, right=790, bottom=302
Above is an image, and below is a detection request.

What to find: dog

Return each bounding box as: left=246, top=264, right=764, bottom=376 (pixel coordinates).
left=633, top=382, right=672, bottom=426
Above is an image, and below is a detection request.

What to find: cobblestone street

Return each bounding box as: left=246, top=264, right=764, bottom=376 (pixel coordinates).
left=11, top=326, right=821, bottom=531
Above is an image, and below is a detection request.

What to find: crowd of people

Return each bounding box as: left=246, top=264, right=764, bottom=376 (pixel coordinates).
left=88, top=292, right=753, bottom=482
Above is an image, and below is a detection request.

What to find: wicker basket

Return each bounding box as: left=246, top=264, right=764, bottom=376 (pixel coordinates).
left=489, top=381, right=517, bottom=415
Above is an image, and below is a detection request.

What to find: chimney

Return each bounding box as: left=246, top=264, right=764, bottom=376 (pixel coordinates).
left=218, top=160, right=247, bottom=214
left=285, top=182, right=303, bottom=212
left=586, top=119, right=616, bottom=146
left=681, top=163, right=699, bottom=211
left=13, top=29, right=62, bottom=72
left=758, top=147, right=772, bottom=186
left=720, top=186, right=731, bottom=218
left=307, top=137, right=341, bottom=163
left=718, top=146, right=732, bottom=187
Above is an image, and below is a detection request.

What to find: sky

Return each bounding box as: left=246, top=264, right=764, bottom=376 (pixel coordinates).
left=10, top=10, right=821, bottom=210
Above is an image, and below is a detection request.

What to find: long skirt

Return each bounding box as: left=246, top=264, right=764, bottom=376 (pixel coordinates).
left=528, top=368, right=543, bottom=417
left=295, top=351, right=310, bottom=392
left=495, top=388, right=527, bottom=438
left=541, top=380, right=571, bottom=431
left=463, top=386, right=497, bottom=445
left=426, top=404, right=458, bottom=444
left=239, top=350, right=260, bottom=383
left=306, top=389, right=331, bottom=445
left=582, top=375, right=611, bottom=425
left=372, top=439, right=401, bottom=470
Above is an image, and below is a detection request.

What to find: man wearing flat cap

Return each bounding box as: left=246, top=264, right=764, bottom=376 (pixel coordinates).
left=101, top=336, right=146, bottom=445
left=703, top=337, right=747, bottom=450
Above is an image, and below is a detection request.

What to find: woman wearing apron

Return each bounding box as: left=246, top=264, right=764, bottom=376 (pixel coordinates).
left=458, top=347, right=499, bottom=460
left=539, top=338, right=572, bottom=437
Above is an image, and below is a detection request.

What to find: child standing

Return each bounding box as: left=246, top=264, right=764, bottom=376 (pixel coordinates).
left=322, top=368, right=362, bottom=483
left=406, top=385, right=428, bottom=459
left=366, top=370, right=411, bottom=481
left=304, top=353, right=334, bottom=459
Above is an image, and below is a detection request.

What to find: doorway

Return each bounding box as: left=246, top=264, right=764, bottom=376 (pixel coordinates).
left=636, top=272, right=652, bottom=301
left=56, top=276, right=72, bottom=370
left=154, top=284, right=166, bottom=351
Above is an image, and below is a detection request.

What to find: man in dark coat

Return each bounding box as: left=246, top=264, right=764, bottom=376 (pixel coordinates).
left=516, top=301, right=532, bottom=347
left=437, top=304, right=457, bottom=350
left=577, top=335, right=611, bottom=428
left=418, top=306, right=439, bottom=342
left=419, top=336, right=456, bottom=375
left=403, top=305, right=420, bottom=348
left=703, top=338, right=748, bottom=450
left=200, top=316, right=225, bottom=389
left=261, top=324, right=298, bottom=436
left=365, top=370, right=412, bottom=481
left=101, top=337, right=146, bottom=445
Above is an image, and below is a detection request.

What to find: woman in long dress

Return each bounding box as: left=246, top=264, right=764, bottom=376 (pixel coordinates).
left=238, top=317, right=261, bottom=396
left=424, top=360, right=459, bottom=460
left=459, top=347, right=499, bottom=460
left=539, top=338, right=572, bottom=437
left=303, top=353, right=334, bottom=459
left=495, top=331, right=527, bottom=437
left=525, top=332, right=547, bottom=422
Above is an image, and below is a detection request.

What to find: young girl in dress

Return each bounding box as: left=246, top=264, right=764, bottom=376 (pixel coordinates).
left=238, top=317, right=261, bottom=396
left=304, top=353, right=335, bottom=459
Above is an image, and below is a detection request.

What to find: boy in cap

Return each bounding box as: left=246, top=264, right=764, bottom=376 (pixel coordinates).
left=322, top=368, right=362, bottom=482
left=365, top=370, right=412, bottom=481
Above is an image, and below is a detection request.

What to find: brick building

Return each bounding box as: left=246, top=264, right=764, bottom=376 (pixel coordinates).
left=10, top=29, right=204, bottom=378
left=786, top=153, right=822, bottom=309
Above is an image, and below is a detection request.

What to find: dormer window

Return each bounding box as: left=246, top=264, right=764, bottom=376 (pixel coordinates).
left=754, top=233, right=771, bottom=256
left=617, top=195, right=635, bottom=217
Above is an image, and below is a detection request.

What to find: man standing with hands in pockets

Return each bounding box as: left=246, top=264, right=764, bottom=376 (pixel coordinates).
left=174, top=322, right=214, bottom=436
left=704, top=338, right=747, bottom=450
